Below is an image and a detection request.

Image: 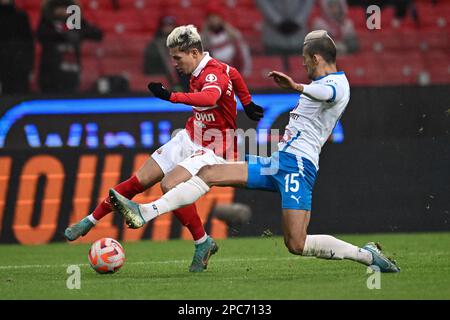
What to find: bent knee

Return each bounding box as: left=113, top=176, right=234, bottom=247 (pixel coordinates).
left=197, top=165, right=215, bottom=184
left=285, top=240, right=306, bottom=255
left=160, top=178, right=177, bottom=193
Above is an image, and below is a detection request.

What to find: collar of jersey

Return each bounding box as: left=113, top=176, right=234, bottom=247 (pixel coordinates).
left=313, top=71, right=345, bottom=81
left=192, top=52, right=212, bottom=77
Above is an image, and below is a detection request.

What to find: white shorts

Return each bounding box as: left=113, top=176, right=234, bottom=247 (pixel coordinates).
left=151, top=129, right=227, bottom=176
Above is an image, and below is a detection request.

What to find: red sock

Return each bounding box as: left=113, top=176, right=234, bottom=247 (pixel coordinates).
left=172, top=203, right=206, bottom=241
left=92, top=175, right=145, bottom=220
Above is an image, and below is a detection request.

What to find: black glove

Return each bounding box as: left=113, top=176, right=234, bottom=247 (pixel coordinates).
left=243, top=101, right=264, bottom=121
left=277, top=20, right=300, bottom=35
left=148, top=82, right=171, bottom=101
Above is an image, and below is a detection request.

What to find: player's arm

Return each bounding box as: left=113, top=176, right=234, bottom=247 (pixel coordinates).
left=228, top=66, right=264, bottom=121
left=147, top=82, right=221, bottom=106
left=268, top=70, right=340, bottom=102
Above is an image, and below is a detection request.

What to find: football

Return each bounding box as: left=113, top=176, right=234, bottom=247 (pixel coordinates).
left=88, top=238, right=125, bottom=274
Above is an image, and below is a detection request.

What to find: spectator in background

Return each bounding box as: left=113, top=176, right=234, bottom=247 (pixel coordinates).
left=312, top=0, right=359, bottom=55
left=256, top=0, right=314, bottom=63
left=201, top=5, right=252, bottom=77
left=0, top=0, right=34, bottom=94
left=37, top=0, right=103, bottom=94
left=143, top=15, right=189, bottom=92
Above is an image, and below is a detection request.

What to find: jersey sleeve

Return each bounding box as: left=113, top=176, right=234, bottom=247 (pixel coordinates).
left=169, top=88, right=221, bottom=106
left=302, top=80, right=344, bottom=104
left=228, top=65, right=252, bottom=106
left=199, top=68, right=229, bottom=97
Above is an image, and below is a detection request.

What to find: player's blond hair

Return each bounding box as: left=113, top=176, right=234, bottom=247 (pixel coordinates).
left=304, top=30, right=336, bottom=46
left=166, top=24, right=203, bottom=52
left=303, top=30, right=337, bottom=63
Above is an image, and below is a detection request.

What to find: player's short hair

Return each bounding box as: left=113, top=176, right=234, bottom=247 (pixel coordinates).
left=303, top=30, right=337, bottom=64
left=166, top=25, right=203, bottom=53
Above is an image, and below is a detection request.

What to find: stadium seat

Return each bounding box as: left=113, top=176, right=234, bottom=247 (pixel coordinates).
left=288, top=56, right=309, bottom=84
left=418, top=30, right=450, bottom=51
left=233, top=9, right=263, bottom=32
left=127, top=74, right=170, bottom=92
left=347, top=6, right=366, bottom=31
left=119, top=0, right=163, bottom=9
left=337, top=53, right=383, bottom=86
left=242, top=30, right=264, bottom=54
left=245, top=56, right=285, bottom=90
left=99, top=57, right=143, bottom=78
left=377, top=52, right=425, bottom=85
left=80, top=57, right=101, bottom=91
left=164, top=7, right=205, bottom=26
left=80, top=0, right=115, bottom=10
left=358, top=29, right=404, bottom=53
left=424, top=51, right=450, bottom=84
left=95, top=10, right=149, bottom=34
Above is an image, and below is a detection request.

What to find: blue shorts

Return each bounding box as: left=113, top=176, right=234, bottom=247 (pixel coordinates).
left=245, top=151, right=317, bottom=211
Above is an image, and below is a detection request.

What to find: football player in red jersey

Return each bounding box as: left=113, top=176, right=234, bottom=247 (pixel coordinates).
left=65, top=25, right=263, bottom=272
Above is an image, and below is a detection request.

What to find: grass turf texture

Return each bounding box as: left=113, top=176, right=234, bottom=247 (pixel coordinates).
left=1, top=232, right=449, bottom=299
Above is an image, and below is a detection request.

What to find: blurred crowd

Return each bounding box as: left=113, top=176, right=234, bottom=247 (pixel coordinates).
left=0, top=0, right=446, bottom=95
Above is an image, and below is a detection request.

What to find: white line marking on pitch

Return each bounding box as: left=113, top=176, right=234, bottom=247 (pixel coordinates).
left=0, top=257, right=302, bottom=270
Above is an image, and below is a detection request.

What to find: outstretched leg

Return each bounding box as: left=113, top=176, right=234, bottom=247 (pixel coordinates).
left=64, top=157, right=164, bottom=241
left=109, top=162, right=247, bottom=227
left=282, top=209, right=400, bottom=272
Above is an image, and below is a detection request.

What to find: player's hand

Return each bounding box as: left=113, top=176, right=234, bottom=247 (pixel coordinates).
left=243, top=101, right=264, bottom=121
left=268, top=71, right=298, bottom=91
left=148, top=82, right=171, bottom=101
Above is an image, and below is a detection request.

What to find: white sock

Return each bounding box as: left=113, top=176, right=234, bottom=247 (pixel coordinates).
left=303, top=235, right=373, bottom=265
left=86, top=214, right=98, bottom=225
left=194, top=233, right=208, bottom=245
left=140, top=176, right=210, bottom=222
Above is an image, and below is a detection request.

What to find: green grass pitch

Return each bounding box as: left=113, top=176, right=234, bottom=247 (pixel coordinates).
left=1, top=232, right=449, bottom=299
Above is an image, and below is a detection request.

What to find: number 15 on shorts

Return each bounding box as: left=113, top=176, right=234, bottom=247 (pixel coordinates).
left=284, top=173, right=301, bottom=192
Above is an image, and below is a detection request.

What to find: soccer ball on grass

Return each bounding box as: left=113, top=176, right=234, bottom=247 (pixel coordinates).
left=88, top=237, right=125, bottom=274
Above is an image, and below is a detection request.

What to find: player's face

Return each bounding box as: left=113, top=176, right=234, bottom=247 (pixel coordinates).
left=302, top=46, right=318, bottom=80
left=169, top=47, right=197, bottom=75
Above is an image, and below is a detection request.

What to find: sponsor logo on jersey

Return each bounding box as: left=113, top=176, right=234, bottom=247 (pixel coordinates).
left=205, top=74, right=218, bottom=83
left=195, top=112, right=216, bottom=122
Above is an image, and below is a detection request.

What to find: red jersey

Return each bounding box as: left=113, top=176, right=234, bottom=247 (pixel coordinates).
left=169, top=53, right=251, bottom=160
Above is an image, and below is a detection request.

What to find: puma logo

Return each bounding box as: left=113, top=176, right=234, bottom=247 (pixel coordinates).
left=290, top=195, right=301, bottom=204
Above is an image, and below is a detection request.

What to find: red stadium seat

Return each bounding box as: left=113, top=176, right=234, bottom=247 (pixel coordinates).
left=418, top=30, right=450, bottom=51
left=245, top=56, right=285, bottom=90
left=337, top=53, right=383, bottom=86
left=80, top=0, right=115, bottom=10
left=233, top=9, right=263, bottom=32
left=358, top=29, right=404, bottom=53
left=127, top=74, right=170, bottom=92
left=288, top=56, right=309, bottom=84
left=95, top=10, right=149, bottom=34
left=377, top=52, right=426, bottom=85
left=347, top=6, right=366, bottom=31
left=119, top=0, right=163, bottom=9
left=80, top=57, right=101, bottom=91
left=423, top=51, right=450, bottom=84
left=99, top=57, right=143, bottom=77
left=164, top=7, right=205, bottom=26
